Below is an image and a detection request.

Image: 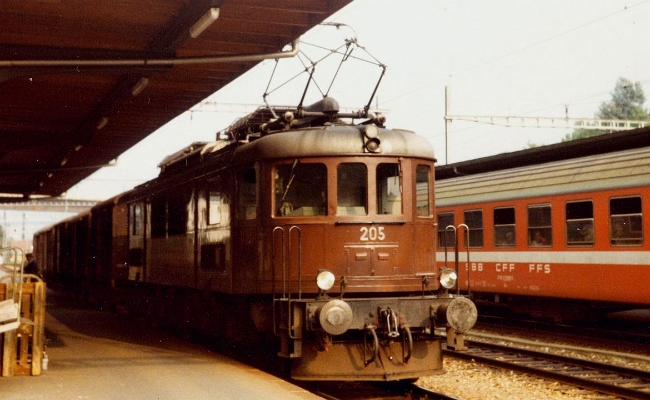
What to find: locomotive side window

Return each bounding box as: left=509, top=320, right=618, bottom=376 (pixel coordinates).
left=149, top=190, right=191, bottom=237
left=237, top=167, right=257, bottom=220
left=415, top=165, right=431, bottom=217
left=274, top=162, right=327, bottom=217
left=437, top=212, right=455, bottom=248
left=151, top=197, right=167, bottom=237
left=528, top=205, right=552, bottom=247
left=377, top=163, right=402, bottom=215
left=208, top=192, right=222, bottom=225
left=610, top=196, right=642, bottom=246
left=129, top=202, right=143, bottom=236
left=168, top=191, right=191, bottom=235
left=494, top=207, right=515, bottom=247
left=337, top=163, right=367, bottom=215
left=464, top=210, right=483, bottom=248
left=566, top=201, right=594, bottom=246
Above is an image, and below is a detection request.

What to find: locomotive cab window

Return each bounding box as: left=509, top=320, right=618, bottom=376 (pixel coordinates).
left=528, top=205, right=552, bottom=247
left=377, top=163, right=402, bottom=215
left=464, top=210, right=483, bottom=248
left=415, top=164, right=431, bottom=217
left=610, top=196, right=642, bottom=246
left=494, top=207, right=515, bottom=247
left=337, top=163, right=368, bottom=215
left=437, top=212, right=455, bottom=248
left=566, top=200, right=594, bottom=246
left=274, top=162, right=327, bottom=217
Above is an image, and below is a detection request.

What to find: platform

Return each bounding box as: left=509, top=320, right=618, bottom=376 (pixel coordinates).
left=1, top=293, right=322, bottom=400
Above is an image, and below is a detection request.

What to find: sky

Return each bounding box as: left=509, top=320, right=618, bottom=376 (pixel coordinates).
left=65, top=0, right=650, bottom=201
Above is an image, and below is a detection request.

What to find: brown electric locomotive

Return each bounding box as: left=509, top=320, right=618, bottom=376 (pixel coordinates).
left=35, top=97, right=477, bottom=381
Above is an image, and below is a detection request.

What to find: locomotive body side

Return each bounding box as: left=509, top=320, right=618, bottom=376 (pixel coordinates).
left=436, top=146, right=650, bottom=319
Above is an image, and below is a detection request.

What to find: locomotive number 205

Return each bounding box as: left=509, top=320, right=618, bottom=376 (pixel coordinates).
left=360, top=226, right=385, bottom=241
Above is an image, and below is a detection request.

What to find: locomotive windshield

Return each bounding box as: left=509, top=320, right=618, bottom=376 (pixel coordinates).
left=337, top=163, right=367, bottom=215
left=274, top=162, right=327, bottom=217
left=376, top=163, right=402, bottom=215
left=273, top=160, right=411, bottom=218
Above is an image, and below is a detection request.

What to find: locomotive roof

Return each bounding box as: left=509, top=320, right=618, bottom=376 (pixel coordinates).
left=436, top=144, right=650, bottom=207
left=232, top=124, right=435, bottom=163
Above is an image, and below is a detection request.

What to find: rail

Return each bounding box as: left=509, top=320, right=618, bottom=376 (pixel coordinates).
left=445, top=341, right=650, bottom=400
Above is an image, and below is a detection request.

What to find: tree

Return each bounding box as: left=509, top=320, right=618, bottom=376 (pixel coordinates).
left=562, top=77, right=649, bottom=142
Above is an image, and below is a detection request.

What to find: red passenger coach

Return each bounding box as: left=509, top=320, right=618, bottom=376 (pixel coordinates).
left=435, top=129, right=650, bottom=321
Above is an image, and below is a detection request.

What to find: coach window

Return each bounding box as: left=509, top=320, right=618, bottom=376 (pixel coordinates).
left=377, top=163, right=402, bottom=215
left=528, top=205, right=552, bottom=247
left=494, top=207, right=515, bottom=247
left=237, top=167, right=257, bottom=220
left=566, top=200, right=594, bottom=246
left=437, top=212, right=455, bottom=248
left=416, top=165, right=432, bottom=217
left=464, top=210, right=483, bottom=248
left=610, top=196, right=642, bottom=246
left=274, top=162, right=327, bottom=217
left=337, top=163, right=367, bottom=215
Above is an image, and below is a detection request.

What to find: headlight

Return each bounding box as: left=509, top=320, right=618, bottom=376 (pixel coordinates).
left=364, top=125, right=379, bottom=139
left=439, top=268, right=457, bottom=289
left=364, top=125, right=381, bottom=153
left=316, top=269, right=336, bottom=291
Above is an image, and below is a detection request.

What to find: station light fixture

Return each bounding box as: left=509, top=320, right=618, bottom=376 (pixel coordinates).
left=190, top=8, right=220, bottom=39
left=131, top=77, right=149, bottom=96
left=96, top=116, right=108, bottom=130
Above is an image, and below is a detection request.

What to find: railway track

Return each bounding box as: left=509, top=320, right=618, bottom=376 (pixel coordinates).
left=303, top=381, right=462, bottom=400
left=477, top=314, right=650, bottom=346
left=445, top=341, right=650, bottom=400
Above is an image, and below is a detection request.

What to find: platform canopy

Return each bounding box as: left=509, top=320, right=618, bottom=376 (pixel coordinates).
left=0, top=0, right=352, bottom=199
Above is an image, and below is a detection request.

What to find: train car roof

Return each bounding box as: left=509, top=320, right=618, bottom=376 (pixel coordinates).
left=436, top=142, right=650, bottom=207
left=436, top=126, right=650, bottom=181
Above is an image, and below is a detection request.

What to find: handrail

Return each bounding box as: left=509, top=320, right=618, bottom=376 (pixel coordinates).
left=457, top=224, right=471, bottom=297
left=272, top=226, right=286, bottom=298
left=443, top=225, right=472, bottom=297
left=0, top=247, right=25, bottom=333
left=443, top=225, right=456, bottom=292
left=288, top=226, right=302, bottom=300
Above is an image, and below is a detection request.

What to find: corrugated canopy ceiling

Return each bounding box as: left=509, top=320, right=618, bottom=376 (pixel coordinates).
left=0, top=0, right=352, bottom=199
